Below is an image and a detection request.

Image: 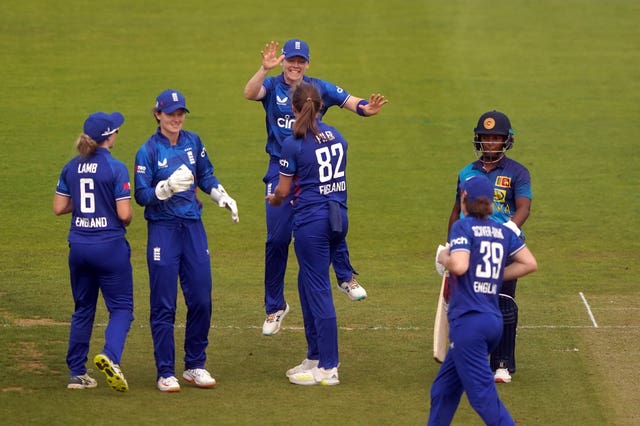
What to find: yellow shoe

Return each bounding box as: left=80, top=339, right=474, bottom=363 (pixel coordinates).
left=94, top=354, right=129, bottom=392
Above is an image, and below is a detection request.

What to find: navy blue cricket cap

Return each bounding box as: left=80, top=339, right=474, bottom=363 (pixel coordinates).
left=83, top=111, right=124, bottom=142
left=155, top=89, right=190, bottom=114
left=473, top=110, right=515, bottom=137
left=460, top=175, right=494, bottom=202
left=282, top=39, right=310, bottom=62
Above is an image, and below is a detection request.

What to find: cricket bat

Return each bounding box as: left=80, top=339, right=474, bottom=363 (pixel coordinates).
left=433, top=272, right=449, bottom=363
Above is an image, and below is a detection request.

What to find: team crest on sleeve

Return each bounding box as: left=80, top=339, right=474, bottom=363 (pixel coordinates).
left=495, top=176, right=511, bottom=188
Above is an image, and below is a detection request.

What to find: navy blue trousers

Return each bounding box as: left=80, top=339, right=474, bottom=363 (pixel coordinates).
left=67, top=239, right=133, bottom=376
left=292, top=208, right=348, bottom=369
left=146, top=220, right=212, bottom=379
left=264, top=172, right=355, bottom=314
left=428, top=311, right=514, bottom=426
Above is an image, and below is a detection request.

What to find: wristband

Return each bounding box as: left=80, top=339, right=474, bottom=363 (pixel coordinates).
left=357, top=99, right=369, bottom=116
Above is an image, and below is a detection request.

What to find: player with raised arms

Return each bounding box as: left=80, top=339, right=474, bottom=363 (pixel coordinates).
left=244, top=39, right=388, bottom=336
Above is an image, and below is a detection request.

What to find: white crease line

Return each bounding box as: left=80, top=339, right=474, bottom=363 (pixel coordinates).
left=579, top=291, right=599, bottom=328
left=6, top=324, right=640, bottom=330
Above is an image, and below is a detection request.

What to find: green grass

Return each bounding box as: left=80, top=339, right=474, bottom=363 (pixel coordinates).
left=2, top=0, right=639, bottom=424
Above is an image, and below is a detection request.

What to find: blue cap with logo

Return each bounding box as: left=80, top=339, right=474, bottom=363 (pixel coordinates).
left=83, top=112, right=124, bottom=143
left=473, top=110, right=514, bottom=137
left=155, top=89, right=190, bottom=113
left=282, top=39, right=310, bottom=62
left=460, top=175, right=494, bottom=202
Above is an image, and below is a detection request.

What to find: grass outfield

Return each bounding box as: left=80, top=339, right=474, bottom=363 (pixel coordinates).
left=2, top=0, right=639, bottom=424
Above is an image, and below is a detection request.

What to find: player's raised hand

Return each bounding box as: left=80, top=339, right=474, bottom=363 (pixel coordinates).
left=361, top=93, right=389, bottom=116
left=261, top=41, right=284, bottom=71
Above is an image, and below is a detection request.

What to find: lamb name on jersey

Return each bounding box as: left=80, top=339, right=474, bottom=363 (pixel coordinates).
left=78, top=163, right=98, bottom=173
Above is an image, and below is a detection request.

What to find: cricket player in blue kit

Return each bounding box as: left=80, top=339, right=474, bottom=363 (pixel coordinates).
left=447, top=110, right=532, bottom=383
left=245, top=39, right=388, bottom=335
left=54, top=111, right=133, bottom=392
left=134, top=89, right=239, bottom=392
left=430, top=175, right=537, bottom=425
left=267, top=83, right=354, bottom=385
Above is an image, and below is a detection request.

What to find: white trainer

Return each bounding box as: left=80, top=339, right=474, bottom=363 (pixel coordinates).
left=494, top=368, right=512, bottom=383
left=157, top=376, right=181, bottom=392
left=289, top=366, right=340, bottom=386
left=67, top=374, right=98, bottom=389
left=286, top=359, right=319, bottom=378
left=337, top=278, right=367, bottom=301
left=182, top=368, right=216, bottom=388
left=262, top=303, right=290, bottom=336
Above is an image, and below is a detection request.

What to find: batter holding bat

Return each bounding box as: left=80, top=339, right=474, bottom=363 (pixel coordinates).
left=447, top=110, right=532, bottom=383
left=429, top=175, right=537, bottom=425
left=134, top=89, right=239, bottom=392
left=244, top=39, right=387, bottom=335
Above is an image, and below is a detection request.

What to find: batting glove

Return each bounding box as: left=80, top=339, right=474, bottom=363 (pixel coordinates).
left=504, top=220, right=522, bottom=237
left=435, top=243, right=450, bottom=276
left=210, top=184, right=239, bottom=223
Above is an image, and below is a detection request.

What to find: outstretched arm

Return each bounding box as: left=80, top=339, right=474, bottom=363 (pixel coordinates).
left=244, top=41, right=285, bottom=100
left=343, top=93, right=388, bottom=116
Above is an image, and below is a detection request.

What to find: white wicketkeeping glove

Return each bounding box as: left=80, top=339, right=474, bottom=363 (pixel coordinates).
left=435, top=243, right=450, bottom=276
left=504, top=220, right=522, bottom=237
left=155, top=164, right=194, bottom=200
left=210, top=184, right=239, bottom=223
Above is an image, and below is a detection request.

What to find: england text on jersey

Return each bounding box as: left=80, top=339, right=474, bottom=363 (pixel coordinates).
left=318, top=181, right=346, bottom=195
left=75, top=216, right=108, bottom=228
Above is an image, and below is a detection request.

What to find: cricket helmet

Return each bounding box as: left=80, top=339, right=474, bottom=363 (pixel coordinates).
left=472, top=110, right=515, bottom=162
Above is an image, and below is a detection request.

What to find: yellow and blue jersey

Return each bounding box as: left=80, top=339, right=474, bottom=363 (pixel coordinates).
left=456, top=157, right=532, bottom=225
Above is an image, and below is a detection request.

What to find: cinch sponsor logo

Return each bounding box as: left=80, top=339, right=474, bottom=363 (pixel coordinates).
left=450, top=236, right=468, bottom=246
left=279, top=158, right=289, bottom=168
left=277, top=115, right=295, bottom=130
left=495, top=176, right=511, bottom=188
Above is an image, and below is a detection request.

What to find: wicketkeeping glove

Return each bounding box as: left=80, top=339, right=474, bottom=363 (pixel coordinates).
left=155, top=164, right=194, bottom=200
left=210, top=184, right=239, bottom=223
left=435, top=243, right=450, bottom=276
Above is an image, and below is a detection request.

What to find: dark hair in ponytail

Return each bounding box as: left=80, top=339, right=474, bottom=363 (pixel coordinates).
left=291, top=83, right=322, bottom=139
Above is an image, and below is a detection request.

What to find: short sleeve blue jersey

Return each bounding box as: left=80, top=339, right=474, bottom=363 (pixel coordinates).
left=261, top=74, right=350, bottom=162
left=55, top=147, right=130, bottom=243
left=134, top=128, right=220, bottom=221
left=456, top=157, right=532, bottom=224
left=447, top=216, right=526, bottom=321
left=278, top=120, right=348, bottom=226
